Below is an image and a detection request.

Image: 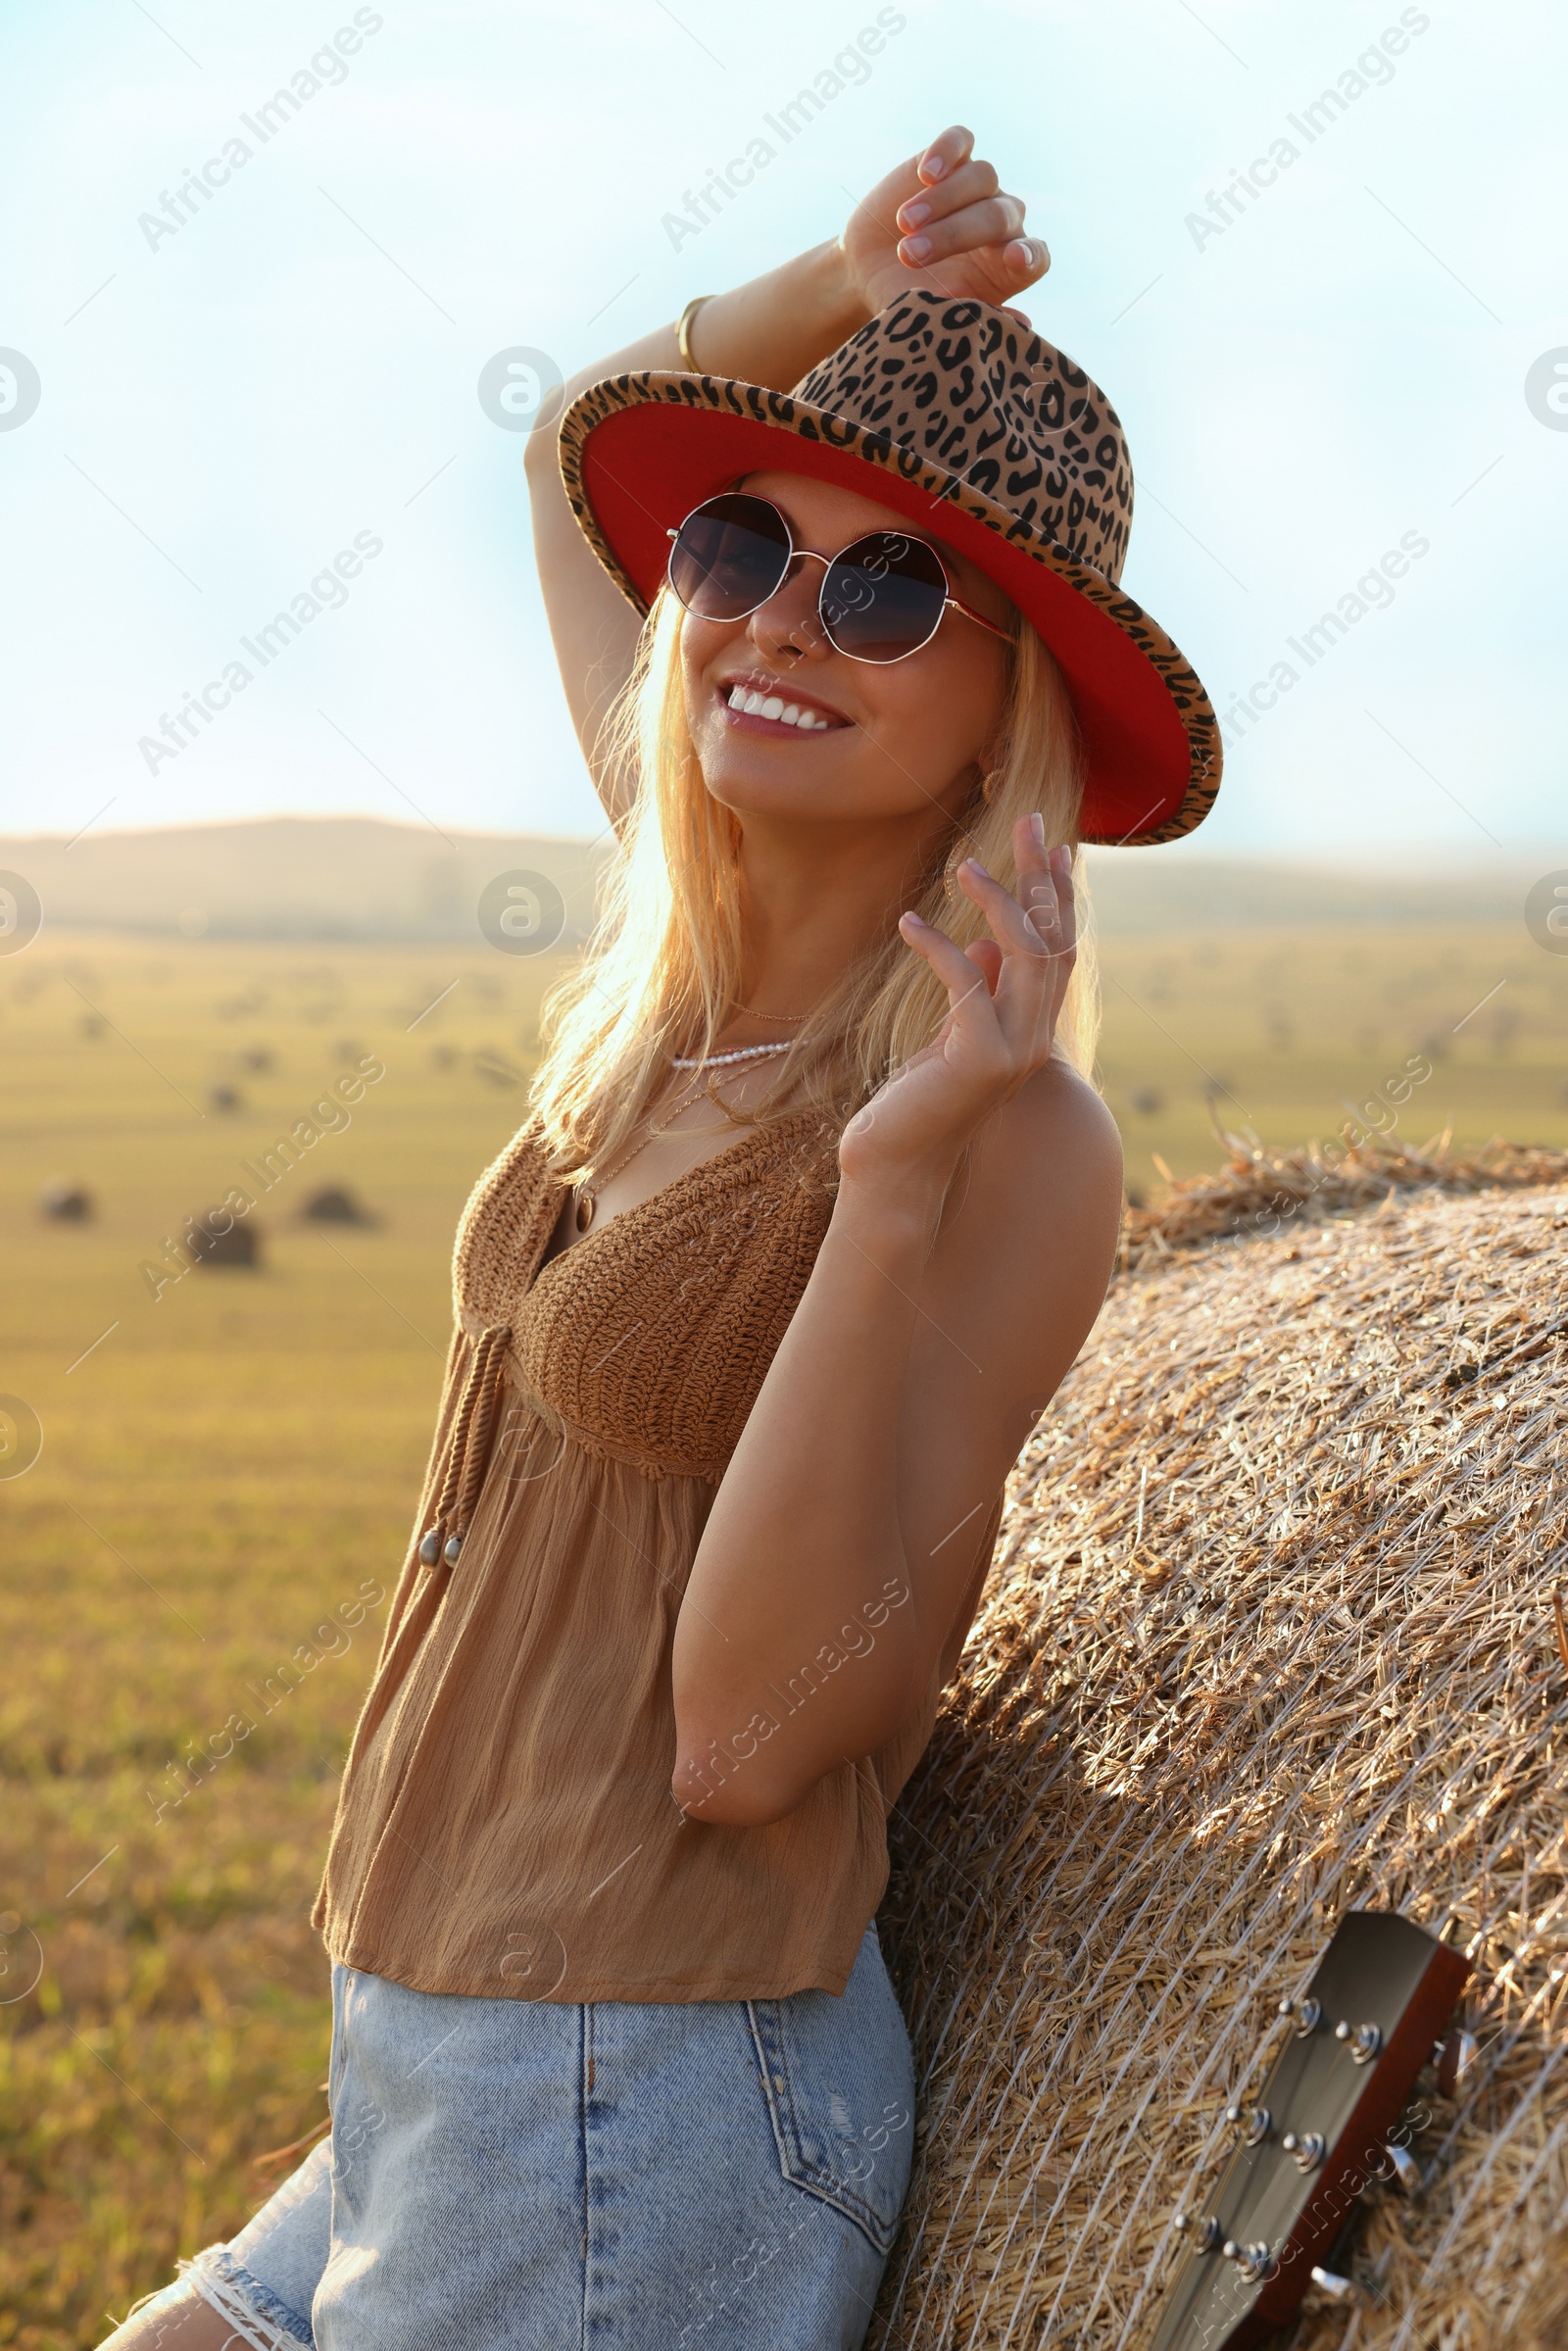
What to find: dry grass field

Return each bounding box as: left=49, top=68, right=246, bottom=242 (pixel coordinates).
left=0, top=917, right=1562, bottom=2346
left=1, top=938, right=549, bottom=2346
left=1094, top=918, right=1567, bottom=1201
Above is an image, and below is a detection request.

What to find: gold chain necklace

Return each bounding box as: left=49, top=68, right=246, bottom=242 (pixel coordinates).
left=569, top=1050, right=785, bottom=1235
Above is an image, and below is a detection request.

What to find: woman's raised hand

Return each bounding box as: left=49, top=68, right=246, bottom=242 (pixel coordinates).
left=840, top=126, right=1050, bottom=322
left=838, top=815, right=1077, bottom=1198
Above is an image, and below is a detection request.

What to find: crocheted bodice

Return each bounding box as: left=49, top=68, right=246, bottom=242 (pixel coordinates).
left=452, top=1109, right=843, bottom=1482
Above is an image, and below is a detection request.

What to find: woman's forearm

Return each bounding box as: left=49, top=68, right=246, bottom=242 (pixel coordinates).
left=545, top=238, right=871, bottom=413
left=676, top=237, right=872, bottom=389
left=670, top=1168, right=951, bottom=1826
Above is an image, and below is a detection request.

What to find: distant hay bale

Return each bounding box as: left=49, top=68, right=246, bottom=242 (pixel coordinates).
left=188, top=1213, right=260, bottom=1269
left=300, top=1185, right=374, bottom=1226
left=875, top=1141, right=1568, bottom=2351
left=38, top=1180, right=92, bottom=1222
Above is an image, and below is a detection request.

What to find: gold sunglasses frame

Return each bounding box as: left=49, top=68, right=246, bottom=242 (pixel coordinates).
left=663, top=494, right=1015, bottom=663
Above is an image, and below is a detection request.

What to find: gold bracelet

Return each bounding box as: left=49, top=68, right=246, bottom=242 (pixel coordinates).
left=676, top=294, right=711, bottom=372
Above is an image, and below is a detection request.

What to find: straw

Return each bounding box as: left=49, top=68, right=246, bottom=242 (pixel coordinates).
left=872, top=1139, right=1568, bottom=2350
left=1119, top=1126, right=1567, bottom=1274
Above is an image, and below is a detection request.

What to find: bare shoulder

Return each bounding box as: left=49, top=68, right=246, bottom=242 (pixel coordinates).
left=913, top=1059, right=1123, bottom=1444
left=965, top=1055, right=1122, bottom=1223
left=928, top=1056, right=1123, bottom=1307
left=1005, top=1053, right=1121, bottom=1167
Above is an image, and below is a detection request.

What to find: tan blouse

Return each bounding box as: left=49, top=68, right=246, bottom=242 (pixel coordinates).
left=313, top=1109, right=1004, bottom=2002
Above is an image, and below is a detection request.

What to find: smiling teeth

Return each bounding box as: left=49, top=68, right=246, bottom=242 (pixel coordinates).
left=727, top=684, right=831, bottom=729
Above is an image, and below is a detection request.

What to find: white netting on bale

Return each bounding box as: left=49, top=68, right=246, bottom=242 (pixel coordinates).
left=873, top=1150, right=1568, bottom=2351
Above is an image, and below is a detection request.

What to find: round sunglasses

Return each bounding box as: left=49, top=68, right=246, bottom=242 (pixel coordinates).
left=664, top=491, right=1015, bottom=665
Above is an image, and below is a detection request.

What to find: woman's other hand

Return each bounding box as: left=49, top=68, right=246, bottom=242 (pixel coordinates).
left=838, top=814, right=1077, bottom=1200
left=841, top=125, right=1050, bottom=322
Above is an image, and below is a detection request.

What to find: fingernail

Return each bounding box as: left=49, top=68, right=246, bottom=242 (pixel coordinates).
left=900, top=908, right=926, bottom=929
left=922, top=152, right=947, bottom=178
left=961, top=857, right=991, bottom=880
left=1008, top=239, right=1034, bottom=268
left=1028, top=811, right=1046, bottom=847
left=899, top=199, right=931, bottom=227
left=901, top=234, right=932, bottom=262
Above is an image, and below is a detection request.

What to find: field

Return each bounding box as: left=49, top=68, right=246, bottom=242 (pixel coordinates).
left=1093, top=914, right=1567, bottom=1200
left=1, top=919, right=1563, bottom=2347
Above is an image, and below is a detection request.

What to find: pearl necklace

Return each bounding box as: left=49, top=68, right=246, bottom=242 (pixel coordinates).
left=669, top=1040, right=795, bottom=1069
left=570, top=1043, right=793, bottom=1234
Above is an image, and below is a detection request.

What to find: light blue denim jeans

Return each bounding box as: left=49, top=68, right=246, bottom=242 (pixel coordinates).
left=179, top=1925, right=913, bottom=2350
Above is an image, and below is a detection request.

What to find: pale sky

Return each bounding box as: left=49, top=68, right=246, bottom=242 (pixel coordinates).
left=2, top=0, right=1564, bottom=859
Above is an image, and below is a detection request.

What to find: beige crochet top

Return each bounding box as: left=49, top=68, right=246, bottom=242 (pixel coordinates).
left=313, top=1109, right=1004, bottom=2002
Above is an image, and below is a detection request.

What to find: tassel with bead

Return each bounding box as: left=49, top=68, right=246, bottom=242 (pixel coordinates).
left=416, top=1325, right=511, bottom=1573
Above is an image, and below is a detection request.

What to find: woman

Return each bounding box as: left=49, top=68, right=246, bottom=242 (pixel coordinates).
left=106, top=123, right=1218, bottom=2351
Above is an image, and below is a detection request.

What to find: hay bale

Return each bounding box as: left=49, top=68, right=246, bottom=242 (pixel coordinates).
left=38, top=1180, right=92, bottom=1222
left=876, top=1147, right=1568, bottom=2351
left=1511, top=2226, right=1568, bottom=2349
left=1118, top=1129, right=1564, bottom=1272
left=300, top=1185, right=375, bottom=1226
left=188, top=1213, right=260, bottom=1269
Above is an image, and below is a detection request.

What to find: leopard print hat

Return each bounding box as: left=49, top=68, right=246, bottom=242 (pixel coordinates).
left=556, top=290, right=1221, bottom=846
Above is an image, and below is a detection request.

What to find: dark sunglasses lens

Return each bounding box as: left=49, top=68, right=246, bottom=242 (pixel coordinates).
left=667, top=494, right=790, bottom=620
left=820, top=532, right=948, bottom=661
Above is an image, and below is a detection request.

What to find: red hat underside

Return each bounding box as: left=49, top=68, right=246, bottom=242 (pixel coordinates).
left=577, top=400, right=1193, bottom=845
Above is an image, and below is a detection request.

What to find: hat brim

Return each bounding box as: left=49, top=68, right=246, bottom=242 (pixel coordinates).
left=557, top=372, right=1221, bottom=848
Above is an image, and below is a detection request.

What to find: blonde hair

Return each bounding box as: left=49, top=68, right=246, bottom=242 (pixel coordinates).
left=531, top=583, right=1101, bottom=1177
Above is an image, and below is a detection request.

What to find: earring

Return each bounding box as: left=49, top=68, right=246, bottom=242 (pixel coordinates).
left=942, top=765, right=1005, bottom=905
left=942, top=830, right=978, bottom=906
